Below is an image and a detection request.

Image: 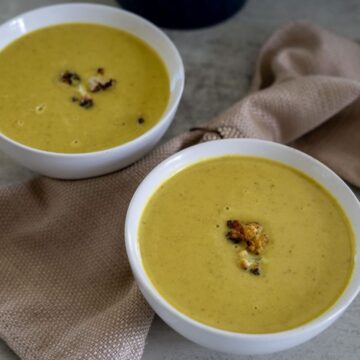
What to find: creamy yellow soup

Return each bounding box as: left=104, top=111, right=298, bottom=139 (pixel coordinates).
left=139, top=156, right=355, bottom=333
left=0, top=23, right=169, bottom=153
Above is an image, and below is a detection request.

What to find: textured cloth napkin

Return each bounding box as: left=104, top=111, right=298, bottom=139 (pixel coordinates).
left=1, top=21, right=360, bottom=360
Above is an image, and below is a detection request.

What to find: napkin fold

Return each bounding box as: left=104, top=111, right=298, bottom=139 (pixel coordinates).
left=0, top=21, right=359, bottom=360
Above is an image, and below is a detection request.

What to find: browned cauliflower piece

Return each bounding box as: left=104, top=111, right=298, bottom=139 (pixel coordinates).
left=245, top=229, right=269, bottom=255
left=238, top=249, right=261, bottom=276
left=226, top=220, right=270, bottom=276
left=226, top=220, right=269, bottom=255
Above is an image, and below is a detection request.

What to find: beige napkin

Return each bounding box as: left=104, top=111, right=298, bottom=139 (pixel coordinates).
left=0, top=21, right=359, bottom=360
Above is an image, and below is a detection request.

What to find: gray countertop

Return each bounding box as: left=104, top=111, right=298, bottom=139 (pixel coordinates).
left=0, top=0, right=359, bottom=359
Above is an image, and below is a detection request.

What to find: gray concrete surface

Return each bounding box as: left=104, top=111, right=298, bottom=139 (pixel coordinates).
left=0, top=0, right=359, bottom=359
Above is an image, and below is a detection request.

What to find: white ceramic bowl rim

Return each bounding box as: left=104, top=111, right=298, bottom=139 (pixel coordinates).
left=125, top=138, right=360, bottom=340
left=0, top=3, right=184, bottom=158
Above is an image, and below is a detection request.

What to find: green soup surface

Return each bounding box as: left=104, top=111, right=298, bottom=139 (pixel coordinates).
left=139, top=156, right=355, bottom=333
left=0, top=23, right=170, bottom=153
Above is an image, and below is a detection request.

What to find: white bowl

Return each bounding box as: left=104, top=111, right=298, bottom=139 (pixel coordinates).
left=0, top=3, right=184, bottom=179
left=125, top=139, right=360, bottom=355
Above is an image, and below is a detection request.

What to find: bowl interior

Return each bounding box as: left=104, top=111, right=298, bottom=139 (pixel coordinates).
left=0, top=3, right=184, bottom=128
left=126, top=138, right=360, bottom=337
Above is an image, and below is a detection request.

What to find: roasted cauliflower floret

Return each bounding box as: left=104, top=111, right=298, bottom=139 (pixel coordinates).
left=226, top=220, right=269, bottom=276
left=246, top=231, right=269, bottom=255
left=226, top=220, right=269, bottom=255
left=238, top=249, right=261, bottom=276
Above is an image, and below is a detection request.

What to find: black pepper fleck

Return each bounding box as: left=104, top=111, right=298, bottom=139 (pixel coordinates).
left=250, top=267, right=261, bottom=276
left=60, top=70, right=81, bottom=85
left=79, top=97, right=94, bottom=109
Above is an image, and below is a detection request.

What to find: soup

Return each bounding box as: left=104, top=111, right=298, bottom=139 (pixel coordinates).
left=0, top=23, right=169, bottom=153
left=139, top=156, right=355, bottom=333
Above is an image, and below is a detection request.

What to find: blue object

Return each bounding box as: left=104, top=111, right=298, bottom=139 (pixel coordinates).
left=117, top=0, right=247, bottom=29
